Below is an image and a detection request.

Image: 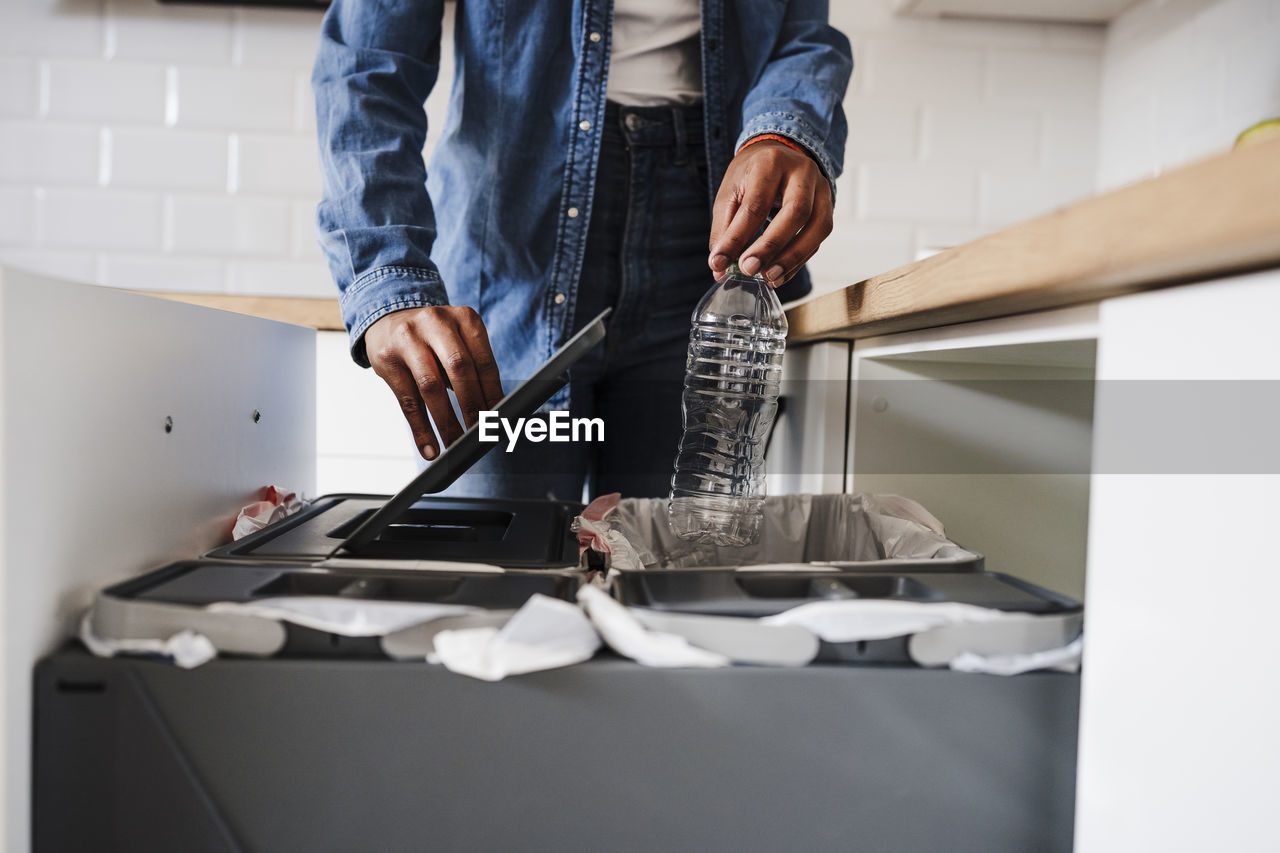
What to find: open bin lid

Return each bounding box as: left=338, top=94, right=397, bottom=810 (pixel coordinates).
left=331, top=308, right=610, bottom=556
left=204, top=309, right=609, bottom=567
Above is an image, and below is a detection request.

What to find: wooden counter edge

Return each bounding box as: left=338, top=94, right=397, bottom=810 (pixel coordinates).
left=786, top=135, right=1280, bottom=344
left=133, top=293, right=345, bottom=332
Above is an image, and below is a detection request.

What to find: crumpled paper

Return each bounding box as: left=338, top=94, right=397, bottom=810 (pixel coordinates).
left=206, top=596, right=478, bottom=636
left=577, top=585, right=729, bottom=668
left=949, top=636, right=1083, bottom=675
left=762, top=599, right=1012, bottom=643
left=429, top=594, right=602, bottom=681
left=232, top=485, right=308, bottom=540
left=79, top=612, right=217, bottom=669
left=573, top=492, right=647, bottom=570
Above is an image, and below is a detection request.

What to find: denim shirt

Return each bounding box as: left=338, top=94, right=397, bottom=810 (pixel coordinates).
left=313, top=0, right=853, bottom=391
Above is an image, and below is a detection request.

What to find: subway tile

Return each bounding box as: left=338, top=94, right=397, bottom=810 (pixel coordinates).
left=979, top=167, right=1094, bottom=229
left=227, top=258, right=332, bottom=297
left=41, top=188, right=163, bottom=251
left=0, top=0, right=104, bottom=58
left=1041, top=105, right=1101, bottom=169
left=827, top=0, right=931, bottom=37
left=922, top=106, right=1039, bottom=165
left=861, top=39, right=984, bottom=102
left=0, top=247, right=99, bottom=282
left=234, top=133, right=322, bottom=195
left=0, top=58, right=40, bottom=117
left=805, top=220, right=915, bottom=290
left=986, top=50, right=1102, bottom=110
left=925, top=17, right=1045, bottom=49
left=172, top=66, right=295, bottom=131
left=235, top=7, right=325, bottom=67
left=0, top=121, right=101, bottom=185
left=293, top=71, right=317, bottom=134
left=1224, top=26, right=1280, bottom=125
left=108, top=127, right=229, bottom=191
left=290, top=199, right=322, bottom=260
left=858, top=162, right=978, bottom=223
left=0, top=187, right=38, bottom=243
left=1044, top=23, right=1107, bottom=52
left=45, top=59, right=167, bottom=123
left=98, top=252, right=227, bottom=292
left=914, top=224, right=991, bottom=257
left=844, top=99, right=919, bottom=161
left=168, top=194, right=291, bottom=256
left=105, top=0, right=234, bottom=63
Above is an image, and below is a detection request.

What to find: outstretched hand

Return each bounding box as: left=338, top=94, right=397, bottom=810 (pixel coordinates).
left=707, top=140, right=834, bottom=286
left=364, top=306, right=505, bottom=460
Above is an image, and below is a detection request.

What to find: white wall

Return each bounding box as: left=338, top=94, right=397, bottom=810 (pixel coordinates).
left=0, top=0, right=1103, bottom=297
left=1097, top=0, right=1280, bottom=190
left=0, top=0, right=333, bottom=291
left=812, top=1, right=1104, bottom=292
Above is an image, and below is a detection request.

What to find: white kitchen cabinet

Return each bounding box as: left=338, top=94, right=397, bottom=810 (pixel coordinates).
left=1075, top=269, right=1280, bottom=853
left=0, top=266, right=316, bottom=852
left=785, top=266, right=1280, bottom=851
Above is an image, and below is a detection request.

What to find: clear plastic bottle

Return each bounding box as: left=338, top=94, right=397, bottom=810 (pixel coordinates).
left=667, top=263, right=787, bottom=546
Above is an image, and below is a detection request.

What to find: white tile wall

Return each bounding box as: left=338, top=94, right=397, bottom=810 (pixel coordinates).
left=45, top=59, right=168, bottom=123
left=1097, top=0, right=1280, bottom=189
left=172, top=66, right=296, bottom=131
left=806, top=0, right=1104, bottom=294
left=108, top=127, right=228, bottom=191
left=0, top=0, right=329, bottom=296
left=166, top=194, right=291, bottom=256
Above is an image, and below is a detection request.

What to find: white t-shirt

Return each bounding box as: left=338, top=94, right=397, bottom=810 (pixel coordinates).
left=607, top=0, right=703, bottom=106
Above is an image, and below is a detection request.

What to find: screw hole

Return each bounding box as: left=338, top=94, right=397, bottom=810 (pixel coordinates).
left=164, top=416, right=173, bottom=434
left=252, top=410, right=261, bottom=423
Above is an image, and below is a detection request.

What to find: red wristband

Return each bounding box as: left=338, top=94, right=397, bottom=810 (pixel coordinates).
left=736, top=133, right=806, bottom=157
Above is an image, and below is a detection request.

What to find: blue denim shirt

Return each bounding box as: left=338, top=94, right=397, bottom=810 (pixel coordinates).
left=313, top=0, right=852, bottom=390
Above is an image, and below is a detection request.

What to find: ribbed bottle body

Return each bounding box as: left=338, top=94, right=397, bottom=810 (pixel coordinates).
left=667, top=270, right=786, bottom=546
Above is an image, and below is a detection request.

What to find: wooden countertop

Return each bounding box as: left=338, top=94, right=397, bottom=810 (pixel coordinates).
left=144, top=136, right=1279, bottom=340
left=786, top=135, right=1280, bottom=343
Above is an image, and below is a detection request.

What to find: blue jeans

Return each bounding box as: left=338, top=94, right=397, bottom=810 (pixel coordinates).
left=445, top=102, right=713, bottom=501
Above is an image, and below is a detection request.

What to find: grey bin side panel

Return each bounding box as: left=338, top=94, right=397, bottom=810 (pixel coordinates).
left=34, top=649, right=1079, bottom=853
left=33, top=656, right=242, bottom=853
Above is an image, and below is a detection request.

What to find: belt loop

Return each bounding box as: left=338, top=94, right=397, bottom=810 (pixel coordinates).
left=671, top=106, right=688, bottom=164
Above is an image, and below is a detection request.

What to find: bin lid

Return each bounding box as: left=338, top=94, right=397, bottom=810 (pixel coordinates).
left=330, top=308, right=611, bottom=556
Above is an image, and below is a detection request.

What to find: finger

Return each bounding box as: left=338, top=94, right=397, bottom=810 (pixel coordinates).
left=455, top=308, right=505, bottom=408
left=422, top=318, right=486, bottom=431
left=401, top=341, right=465, bottom=451
left=739, top=175, right=815, bottom=281
left=710, top=173, right=782, bottom=276
left=374, top=356, right=443, bottom=461
left=708, top=188, right=741, bottom=273
left=762, top=187, right=834, bottom=286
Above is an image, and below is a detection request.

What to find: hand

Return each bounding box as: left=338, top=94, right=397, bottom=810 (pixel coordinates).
left=707, top=140, right=834, bottom=286
left=364, top=306, right=505, bottom=460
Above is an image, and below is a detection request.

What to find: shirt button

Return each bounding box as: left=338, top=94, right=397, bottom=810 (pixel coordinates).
left=567, top=207, right=579, bottom=218
left=589, top=31, right=602, bottom=42
left=579, top=120, right=591, bottom=131
left=554, top=293, right=566, bottom=305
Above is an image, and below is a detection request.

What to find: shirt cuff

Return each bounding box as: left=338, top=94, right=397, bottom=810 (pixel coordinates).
left=340, top=265, right=450, bottom=367
left=737, top=112, right=839, bottom=186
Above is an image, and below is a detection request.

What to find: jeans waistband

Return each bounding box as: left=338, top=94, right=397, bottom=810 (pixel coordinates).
left=604, top=101, right=705, bottom=153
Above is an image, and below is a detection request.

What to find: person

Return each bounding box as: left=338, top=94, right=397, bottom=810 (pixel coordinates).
left=313, top=0, right=852, bottom=501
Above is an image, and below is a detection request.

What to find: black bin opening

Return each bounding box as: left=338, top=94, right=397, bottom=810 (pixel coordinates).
left=327, top=508, right=514, bottom=544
